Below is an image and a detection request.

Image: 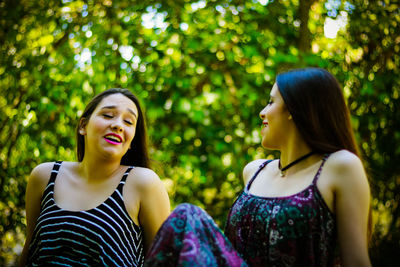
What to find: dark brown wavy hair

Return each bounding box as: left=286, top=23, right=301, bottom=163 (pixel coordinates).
left=76, top=88, right=150, bottom=168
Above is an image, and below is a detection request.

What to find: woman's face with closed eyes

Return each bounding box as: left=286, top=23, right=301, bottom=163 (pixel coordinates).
left=79, top=93, right=138, bottom=160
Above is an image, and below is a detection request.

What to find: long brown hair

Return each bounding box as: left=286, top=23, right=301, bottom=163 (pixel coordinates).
left=276, top=67, right=372, bottom=243
left=276, top=68, right=359, bottom=156
left=76, top=88, right=150, bottom=168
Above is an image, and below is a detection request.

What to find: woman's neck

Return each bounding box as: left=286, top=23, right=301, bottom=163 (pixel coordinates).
left=77, top=156, right=122, bottom=182
left=279, top=134, right=313, bottom=171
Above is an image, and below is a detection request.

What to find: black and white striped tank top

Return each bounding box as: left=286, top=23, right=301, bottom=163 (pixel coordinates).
left=27, top=161, right=144, bottom=266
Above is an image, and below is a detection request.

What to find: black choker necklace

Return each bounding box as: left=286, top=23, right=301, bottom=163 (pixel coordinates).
left=279, top=151, right=315, bottom=177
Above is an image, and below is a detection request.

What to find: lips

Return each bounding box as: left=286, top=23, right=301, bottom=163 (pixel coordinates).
left=104, top=133, right=122, bottom=145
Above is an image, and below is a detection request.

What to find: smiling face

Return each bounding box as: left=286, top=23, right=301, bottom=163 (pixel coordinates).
left=259, top=83, right=292, bottom=150
left=79, top=93, right=139, bottom=161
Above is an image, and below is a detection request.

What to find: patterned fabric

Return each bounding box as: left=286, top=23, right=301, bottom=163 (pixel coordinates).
left=27, top=161, right=144, bottom=267
left=225, top=155, right=340, bottom=266
left=145, top=203, right=248, bottom=267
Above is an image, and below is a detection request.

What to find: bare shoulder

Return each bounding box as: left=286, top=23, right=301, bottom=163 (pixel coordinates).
left=324, top=150, right=368, bottom=188
left=128, top=167, right=163, bottom=190
left=26, top=162, right=56, bottom=201
left=243, top=159, right=271, bottom=185
left=243, top=159, right=266, bottom=175
left=29, top=162, right=55, bottom=185
left=325, top=150, right=364, bottom=174
left=126, top=166, right=170, bottom=215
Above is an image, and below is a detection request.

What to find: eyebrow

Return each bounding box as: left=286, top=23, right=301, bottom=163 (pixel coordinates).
left=100, top=105, right=137, bottom=118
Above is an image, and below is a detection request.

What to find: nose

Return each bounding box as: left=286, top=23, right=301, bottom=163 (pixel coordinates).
left=111, top=119, right=123, bottom=132
left=259, top=106, right=267, bottom=119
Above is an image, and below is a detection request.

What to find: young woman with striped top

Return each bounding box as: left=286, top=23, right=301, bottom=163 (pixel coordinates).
left=20, top=88, right=170, bottom=266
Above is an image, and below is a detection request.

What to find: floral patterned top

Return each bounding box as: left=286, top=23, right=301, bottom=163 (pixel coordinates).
left=225, top=155, right=340, bottom=266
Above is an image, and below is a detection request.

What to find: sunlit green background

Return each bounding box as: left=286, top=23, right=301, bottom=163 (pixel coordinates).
left=1, top=0, right=399, bottom=266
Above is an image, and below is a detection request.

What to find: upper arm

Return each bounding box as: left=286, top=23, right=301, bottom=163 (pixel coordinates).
left=135, top=168, right=170, bottom=253
left=20, top=162, right=52, bottom=266
left=327, top=151, right=371, bottom=266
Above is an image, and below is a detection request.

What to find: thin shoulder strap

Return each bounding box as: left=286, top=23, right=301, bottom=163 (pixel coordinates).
left=117, top=166, right=135, bottom=191
left=40, top=161, right=63, bottom=207
left=312, top=154, right=331, bottom=185
left=246, top=160, right=273, bottom=191
left=49, top=161, right=62, bottom=183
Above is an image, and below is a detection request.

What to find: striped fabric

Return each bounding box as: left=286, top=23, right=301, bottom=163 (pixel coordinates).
left=27, top=161, right=144, bottom=267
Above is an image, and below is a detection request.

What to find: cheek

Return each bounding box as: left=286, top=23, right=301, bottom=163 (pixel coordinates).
left=264, top=108, right=275, bottom=121
left=127, top=127, right=136, bottom=141
left=265, top=105, right=285, bottom=123
left=90, top=117, right=107, bottom=129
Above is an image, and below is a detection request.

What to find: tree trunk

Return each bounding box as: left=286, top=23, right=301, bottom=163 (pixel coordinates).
left=298, top=0, right=315, bottom=52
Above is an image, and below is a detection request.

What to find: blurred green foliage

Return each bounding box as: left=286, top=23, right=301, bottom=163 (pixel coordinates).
left=1, top=0, right=399, bottom=266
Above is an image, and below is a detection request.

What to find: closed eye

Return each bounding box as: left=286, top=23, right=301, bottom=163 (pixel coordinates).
left=124, top=120, right=133, bottom=125
left=103, top=114, right=113, bottom=118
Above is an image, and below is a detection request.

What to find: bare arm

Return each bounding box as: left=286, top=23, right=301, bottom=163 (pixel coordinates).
left=19, top=163, right=53, bottom=267
left=327, top=151, right=371, bottom=266
left=135, top=168, right=170, bottom=253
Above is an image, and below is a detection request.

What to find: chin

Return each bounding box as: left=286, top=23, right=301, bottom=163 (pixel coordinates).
left=261, top=141, right=271, bottom=149
left=261, top=139, right=277, bottom=150
left=102, top=148, right=124, bottom=158
left=261, top=143, right=272, bottom=149
left=261, top=136, right=269, bottom=148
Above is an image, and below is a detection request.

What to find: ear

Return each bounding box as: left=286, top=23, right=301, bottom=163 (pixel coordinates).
left=79, top=118, right=87, bottom=135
